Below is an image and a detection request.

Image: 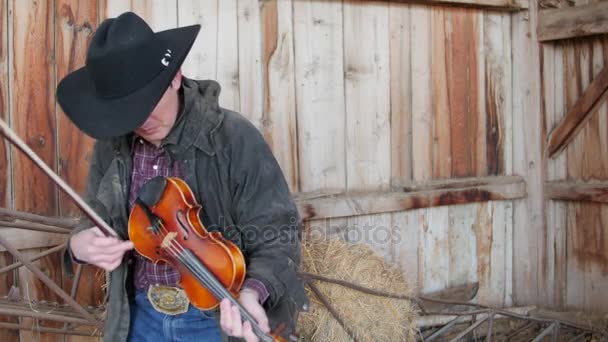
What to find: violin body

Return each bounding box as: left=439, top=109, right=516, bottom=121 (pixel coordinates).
left=128, top=177, right=246, bottom=310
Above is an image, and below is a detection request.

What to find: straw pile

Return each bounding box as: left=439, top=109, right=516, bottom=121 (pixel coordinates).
left=297, top=233, right=418, bottom=341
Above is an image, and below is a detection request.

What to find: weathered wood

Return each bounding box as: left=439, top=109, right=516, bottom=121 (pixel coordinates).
left=237, top=0, right=263, bottom=129
left=396, top=175, right=523, bottom=191
left=547, top=65, right=608, bottom=158
left=0, top=208, right=79, bottom=228
left=178, top=0, right=218, bottom=80
left=538, top=2, right=608, bottom=42
left=546, top=181, right=608, bottom=203
left=11, top=1, right=60, bottom=340
left=512, top=1, right=543, bottom=306
left=375, top=0, right=528, bottom=11
left=415, top=306, right=536, bottom=328
left=0, top=3, right=15, bottom=338
left=56, top=0, right=97, bottom=218
left=449, top=8, right=480, bottom=178
left=293, top=0, right=346, bottom=193
left=261, top=0, right=299, bottom=192
left=296, top=176, right=526, bottom=221
left=216, top=0, right=240, bottom=111
left=343, top=0, right=392, bottom=261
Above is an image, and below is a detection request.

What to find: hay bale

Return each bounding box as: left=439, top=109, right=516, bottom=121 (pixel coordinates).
left=297, top=233, right=418, bottom=341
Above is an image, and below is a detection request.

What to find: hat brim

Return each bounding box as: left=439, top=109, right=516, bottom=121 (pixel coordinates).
left=57, top=24, right=201, bottom=140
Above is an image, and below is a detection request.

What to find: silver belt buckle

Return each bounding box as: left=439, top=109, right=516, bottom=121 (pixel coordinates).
left=147, top=284, right=190, bottom=315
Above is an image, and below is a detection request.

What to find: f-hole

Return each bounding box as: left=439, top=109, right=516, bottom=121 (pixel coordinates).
left=176, top=210, right=190, bottom=240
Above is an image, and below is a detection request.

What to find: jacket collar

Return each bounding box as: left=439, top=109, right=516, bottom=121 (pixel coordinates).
left=111, top=77, right=223, bottom=157
left=162, top=77, right=223, bottom=157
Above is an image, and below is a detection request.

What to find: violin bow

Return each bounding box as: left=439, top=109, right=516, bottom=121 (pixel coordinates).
left=0, top=118, right=117, bottom=238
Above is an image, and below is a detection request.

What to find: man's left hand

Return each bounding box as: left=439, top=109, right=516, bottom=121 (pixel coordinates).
left=220, top=289, right=270, bottom=342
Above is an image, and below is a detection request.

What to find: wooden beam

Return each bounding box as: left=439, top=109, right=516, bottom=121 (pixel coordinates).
left=295, top=176, right=526, bottom=221
left=538, top=2, right=608, bottom=41
left=545, top=181, right=608, bottom=203
left=379, top=0, right=528, bottom=11
left=547, top=65, right=608, bottom=158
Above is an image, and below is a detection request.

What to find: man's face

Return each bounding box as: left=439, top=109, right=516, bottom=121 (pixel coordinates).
left=134, top=83, right=180, bottom=146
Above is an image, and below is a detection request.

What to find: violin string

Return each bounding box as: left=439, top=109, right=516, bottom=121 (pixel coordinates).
left=142, top=219, right=269, bottom=339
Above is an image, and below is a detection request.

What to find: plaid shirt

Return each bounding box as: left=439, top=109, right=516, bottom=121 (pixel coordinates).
left=129, top=138, right=268, bottom=303
left=129, top=137, right=182, bottom=290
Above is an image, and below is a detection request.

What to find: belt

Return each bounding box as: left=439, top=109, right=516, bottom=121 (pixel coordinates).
left=146, top=284, right=190, bottom=315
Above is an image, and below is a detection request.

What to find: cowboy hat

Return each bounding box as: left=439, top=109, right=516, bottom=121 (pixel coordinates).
left=57, top=12, right=200, bottom=140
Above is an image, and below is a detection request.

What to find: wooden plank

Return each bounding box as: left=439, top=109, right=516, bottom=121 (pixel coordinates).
left=547, top=65, right=608, bottom=158
left=430, top=7, right=451, bottom=179
left=343, top=0, right=392, bottom=261
left=260, top=0, right=299, bottom=192
left=394, top=175, right=523, bottom=191
left=374, top=0, right=528, bottom=10
left=388, top=2, right=419, bottom=289
left=237, top=0, right=263, bottom=129
left=296, top=176, right=526, bottom=220
left=538, top=2, right=608, bottom=42
left=411, top=5, right=432, bottom=183
left=0, top=2, right=17, bottom=339
left=216, top=0, right=239, bottom=111
left=293, top=0, right=346, bottom=193
left=56, top=0, right=97, bottom=216
left=11, top=0, right=57, bottom=216
left=11, top=0, right=62, bottom=340
left=389, top=1, right=412, bottom=185
left=178, top=0, right=218, bottom=80
left=102, top=0, right=177, bottom=27
left=0, top=0, right=10, bottom=212
left=450, top=9, right=481, bottom=178
left=543, top=41, right=568, bottom=309
left=423, top=207, right=449, bottom=293
left=448, top=204, right=477, bottom=290
left=512, top=3, right=543, bottom=305
left=546, top=181, right=608, bottom=203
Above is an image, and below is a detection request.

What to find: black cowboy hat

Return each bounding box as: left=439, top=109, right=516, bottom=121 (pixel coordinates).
left=57, top=12, right=200, bottom=140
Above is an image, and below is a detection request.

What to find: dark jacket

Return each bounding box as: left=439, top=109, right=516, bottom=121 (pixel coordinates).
left=64, top=78, right=308, bottom=342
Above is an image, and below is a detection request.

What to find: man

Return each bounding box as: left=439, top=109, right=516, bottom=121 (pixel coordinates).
left=57, top=12, right=307, bottom=342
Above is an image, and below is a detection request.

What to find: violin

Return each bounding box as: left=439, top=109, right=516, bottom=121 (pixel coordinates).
left=128, top=176, right=288, bottom=342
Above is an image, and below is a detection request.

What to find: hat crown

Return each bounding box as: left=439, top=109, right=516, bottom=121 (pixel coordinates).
left=86, top=12, right=169, bottom=98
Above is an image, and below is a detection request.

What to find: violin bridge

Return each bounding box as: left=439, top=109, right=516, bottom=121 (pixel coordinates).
left=161, top=232, right=178, bottom=248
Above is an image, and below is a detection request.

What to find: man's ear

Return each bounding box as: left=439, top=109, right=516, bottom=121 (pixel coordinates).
left=171, top=69, right=182, bottom=89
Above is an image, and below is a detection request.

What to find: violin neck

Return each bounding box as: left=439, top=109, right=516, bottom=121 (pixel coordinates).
left=178, top=249, right=274, bottom=342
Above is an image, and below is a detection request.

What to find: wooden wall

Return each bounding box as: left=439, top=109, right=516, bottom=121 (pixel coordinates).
left=3, top=0, right=602, bottom=340
left=541, top=0, right=608, bottom=313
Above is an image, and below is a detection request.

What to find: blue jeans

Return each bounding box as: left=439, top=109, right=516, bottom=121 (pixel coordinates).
left=128, top=290, right=222, bottom=342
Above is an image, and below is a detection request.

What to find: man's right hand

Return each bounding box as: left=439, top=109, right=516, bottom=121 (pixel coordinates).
left=70, top=227, right=134, bottom=271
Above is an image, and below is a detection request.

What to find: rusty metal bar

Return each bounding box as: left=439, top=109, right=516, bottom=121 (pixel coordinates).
left=424, top=317, right=461, bottom=342
left=0, top=220, right=71, bottom=234
left=486, top=312, right=494, bottom=341
left=531, top=323, right=557, bottom=342
left=0, top=322, right=98, bottom=337
left=0, top=235, right=103, bottom=329
left=0, top=208, right=80, bottom=229
left=446, top=316, right=489, bottom=342
left=552, top=322, right=560, bottom=342
left=568, top=332, right=587, bottom=342
left=0, top=243, right=67, bottom=275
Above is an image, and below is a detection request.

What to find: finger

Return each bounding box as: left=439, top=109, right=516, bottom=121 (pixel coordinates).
left=219, top=299, right=232, bottom=334
left=92, top=237, right=125, bottom=248
left=99, top=240, right=134, bottom=254
left=242, top=321, right=258, bottom=342
left=231, top=305, right=242, bottom=337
